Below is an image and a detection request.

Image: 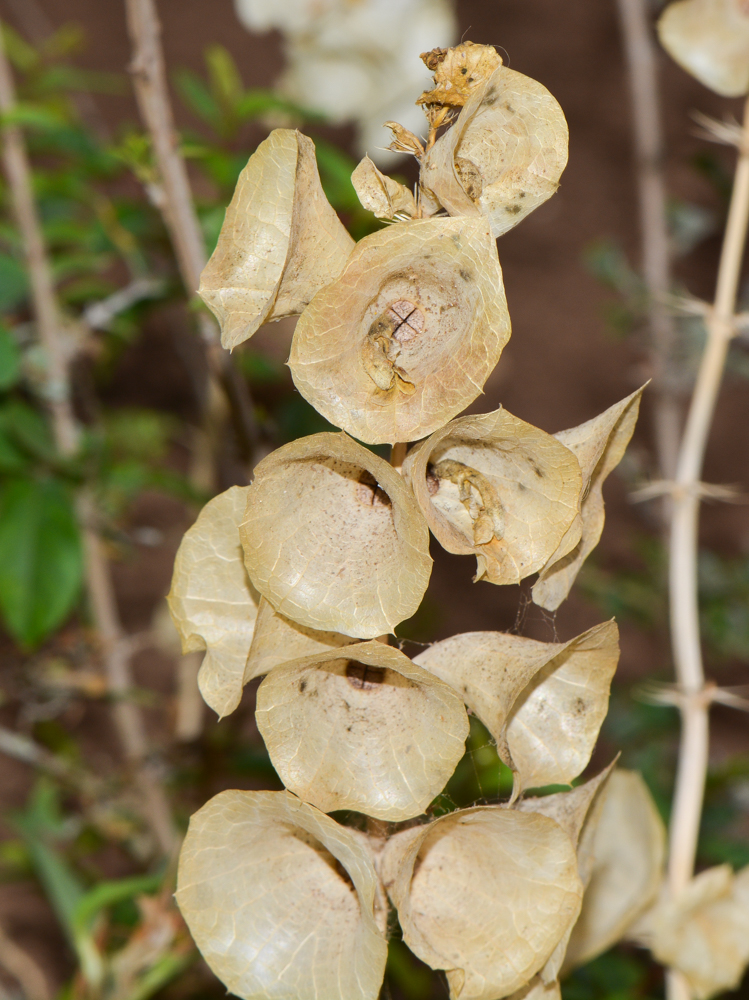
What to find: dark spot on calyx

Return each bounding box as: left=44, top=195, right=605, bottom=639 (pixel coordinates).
left=299, top=679, right=307, bottom=693
left=459, top=269, right=472, bottom=282
left=503, top=102, right=515, bottom=113
left=505, top=204, right=522, bottom=215
left=346, top=661, right=387, bottom=690
left=530, top=462, right=544, bottom=478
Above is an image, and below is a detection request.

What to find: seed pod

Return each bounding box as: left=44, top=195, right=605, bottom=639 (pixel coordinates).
left=167, top=486, right=258, bottom=719
left=414, top=621, right=620, bottom=796
left=658, top=0, right=749, bottom=97
left=381, top=807, right=583, bottom=1000
left=564, top=770, right=666, bottom=971
left=245, top=597, right=353, bottom=682
left=402, top=408, right=582, bottom=585
left=239, top=432, right=432, bottom=637
left=352, top=155, right=416, bottom=219
left=288, top=217, right=511, bottom=445
left=420, top=65, right=568, bottom=238
left=199, top=129, right=354, bottom=350
left=632, top=864, right=749, bottom=1000
left=255, top=640, right=469, bottom=821
left=533, top=386, right=645, bottom=612
left=176, top=789, right=388, bottom=1000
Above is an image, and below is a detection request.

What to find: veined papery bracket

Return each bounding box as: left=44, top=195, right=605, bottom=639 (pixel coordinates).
left=167, top=486, right=258, bottom=719
left=255, top=640, right=469, bottom=821
left=198, top=128, right=354, bottom=349
left=288, top=217, right=511, bottom=445
left=402, top=407, right=582, bottom=585
left=239, top=432, right=432, bottom=637
left=658, top=0, right=749, bottom=97
left=176, top=789, right=388, bottom=1000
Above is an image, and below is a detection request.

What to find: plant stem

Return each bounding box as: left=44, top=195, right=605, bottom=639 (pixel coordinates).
left=666, top=94, right=749, bottom=1000
left=0, top=24, right=176, bottom=857
left=123, top=0, right=260, bottom=465
left=616, top=0, right=681, bottom=485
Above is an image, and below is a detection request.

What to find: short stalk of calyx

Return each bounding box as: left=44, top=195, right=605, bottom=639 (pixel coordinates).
left=667, top=93, right=749, bottom=966
left=390, top=442, right=408, bottom=470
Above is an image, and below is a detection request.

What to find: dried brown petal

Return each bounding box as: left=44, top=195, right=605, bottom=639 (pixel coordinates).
left=245, top=597, right=352, bottom=682
left=381, top=807, right=583, bottom=1000
left=564, top=770, right=666, bottom=971
left=176, top=789, right=387, bottom=1000
left=239, top=432, right=432, bottom=637
left=352, top=155, right=417, bottom=219
left=418, top=41, right=504, bottom=108
left=634, top=865, right=749, bottom=999
left=167, top=487, right=258, bottom=719
left=658, top=0, right=749, bottom=97
left=420, top=66, right=568, bottom=237
left=416, top=623, right=619, bottom=795
left=288, top=217, right=511, bottom=445
left=402, top=408, right=582, bottom=585
left=533, top=387, right=644, bottom=611
left=383, top=121, right=425, bottom=158
left=199, top=129, right=354, bottom=350
left=255, top=640, right=469, bottom=821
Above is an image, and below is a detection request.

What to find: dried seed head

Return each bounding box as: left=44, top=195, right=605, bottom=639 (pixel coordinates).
left=255, top=640, right=469, bottom=821
left=199, top=129, right=354, bottom=349
left=402, top=408, right=582, bottom=585
left=167, top=486, right=258, bottom=719
left=532, top=386, right=645, bottom=611
left=632, top=864, right=749, bottom=999
left=239, top=432, right=432, bottom=637
left=658, top=0, right=749, bottom=96
left=414, top=621, right=620, bottom=796
left=289, top=217, right=511, bottom=445
left=382, top=807, right=583, bottom=1000
left=418, top=41, right=504, bottom=108
left=420, top=64, right=569, bottom=237
left=352, top=155, right=417, bottom=219
left=564, top=770, right=666, bottom=971
left=176, top=790, right=387, bottom=1000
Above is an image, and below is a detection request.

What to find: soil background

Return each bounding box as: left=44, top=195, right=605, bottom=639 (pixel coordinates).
left=0, top=0, right=748, bottom=996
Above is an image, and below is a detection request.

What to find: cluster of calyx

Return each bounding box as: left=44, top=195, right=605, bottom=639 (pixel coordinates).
left=168, top=42, right=749, bottom=1000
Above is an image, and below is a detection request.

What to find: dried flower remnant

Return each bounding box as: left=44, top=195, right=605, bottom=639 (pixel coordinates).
left=415, top=622, right=619, bottom=795
left=658, top=0, right=749, bottom=97
left=418, top=41, right=504, bottom=110
left=381, top=808, right=583, bottom=1000
left=419, top=53, right=569, bottom=237
left=564, top=770, right=666, bottom=971
left=289, top=217, right=511, bottom=445
left=533, top=387, right=645, bottom=612
left=198, top=129, right=353, bottom=350
left=403, top=408, right=582, bottom=585
left=352, top=155, right=417, bottom=219
left=239, top=432, right=431, bottom=637
left=167, top=487, right=258, bottom=719
left=632, top=865, right=749, bottom=999
left=255, top=641, right=469, bottom=820
left=176, top=790, right=388, bottom=1000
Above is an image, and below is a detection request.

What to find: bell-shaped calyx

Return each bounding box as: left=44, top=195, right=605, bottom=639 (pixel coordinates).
left=255, top=640, right=469, bottom=821
left=563, top=769, right=666, bottom=972
left=176, top=790, right=388, bottom=1000
left=288, top=217, right=511, bottom=445
left=402, top=408, right=582, bottom=585
left=167, top=486, right=258, bottom=719
left=532, top=386, right=645, bottom=612
left=419, top=64, right=568, bottom=238
left=352, top=155, right=417, bottom=219
left=198, top=129, right=354, bottom=349
left=658, top=0, right=749, bottom=97
left=414, top=621, right=620, bottom=796
left=381, top=806, right=583, bottom=1000
left=239, top=432, right=432, bottom=637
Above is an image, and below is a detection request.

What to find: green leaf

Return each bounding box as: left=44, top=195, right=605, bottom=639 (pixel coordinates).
left=0, top=325, right=21, bottom=390
left=0, top=476, right=82, bottom=647
left=206, top=44, right=243, bottom=108
left=0, top=399, right=56, bottom=462
left=312, top=137, right=360, bottom=213
left=174, top=69, right=220, bottom=124
left=72, top=872, right=163, bottom=936
left=0, top=254, right=29, bottom=311
left=0, top=103, right=67, bottom=131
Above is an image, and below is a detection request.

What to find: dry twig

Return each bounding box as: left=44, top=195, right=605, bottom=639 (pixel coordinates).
left=0, top=924, right=51, bottom=1000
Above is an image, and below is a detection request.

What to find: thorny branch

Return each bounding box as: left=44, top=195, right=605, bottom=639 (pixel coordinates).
left=666, top=94, right=749, bottom=1000
left=0, top=23, right=176, bottom=858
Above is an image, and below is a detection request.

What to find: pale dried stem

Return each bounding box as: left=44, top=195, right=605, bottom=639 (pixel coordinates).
left=0, top=26, right=176, bottom=858
left=616, top=0, right=681, bottom=486
left=390, top=442, right=407, bottom=470
left=123, top=0, right=260, bottom=462
left=665, top=95, right=749, bottom=1000
left=0, top=922, right=51, bottom=1000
